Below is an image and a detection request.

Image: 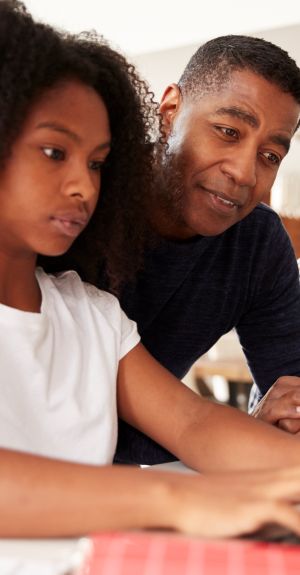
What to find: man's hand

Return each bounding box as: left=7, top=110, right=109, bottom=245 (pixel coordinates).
left=252, top=376, right=300, bottom=433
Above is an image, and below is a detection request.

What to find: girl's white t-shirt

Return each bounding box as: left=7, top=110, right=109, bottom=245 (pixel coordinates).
left=0, top=268, right=140, bottom=465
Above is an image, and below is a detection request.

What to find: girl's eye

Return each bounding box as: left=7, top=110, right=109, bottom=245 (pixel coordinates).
left=89, top=160, right=105, bottom=172
left=42, top=147, right=65, bottom=161
left=262, top=151, right=281, bottom=165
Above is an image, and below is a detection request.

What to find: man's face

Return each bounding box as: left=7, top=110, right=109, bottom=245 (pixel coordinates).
left=158, top=69, right=300, bottom=238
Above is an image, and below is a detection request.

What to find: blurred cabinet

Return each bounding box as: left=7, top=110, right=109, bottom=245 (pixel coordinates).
left=282, top=217, right=300, bottom=258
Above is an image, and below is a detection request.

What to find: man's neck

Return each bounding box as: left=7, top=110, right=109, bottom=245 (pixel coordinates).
left=149, top=200, right=197, bottom=242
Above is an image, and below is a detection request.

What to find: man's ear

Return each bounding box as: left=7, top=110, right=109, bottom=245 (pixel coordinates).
left=159, top=83, right=182, bottom=139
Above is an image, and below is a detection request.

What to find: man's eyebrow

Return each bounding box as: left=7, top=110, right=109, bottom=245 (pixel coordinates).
left=35, top=122, right=111, bottom=151
left=269, top=134, right=290, bottom=155
left=215, top=106, right=259, bottom=128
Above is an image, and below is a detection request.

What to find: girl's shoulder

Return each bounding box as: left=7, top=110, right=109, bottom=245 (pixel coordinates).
left=36, top=267, right=120, bottom=315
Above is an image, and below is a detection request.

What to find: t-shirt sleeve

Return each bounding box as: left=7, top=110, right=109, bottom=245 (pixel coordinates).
left=118, top=306, right=141, bottom=359
left=83, top=282, right=140, bottom=361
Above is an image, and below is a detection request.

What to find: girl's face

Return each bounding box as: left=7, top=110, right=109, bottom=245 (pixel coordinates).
left=0, top=80, right=111, bottom=260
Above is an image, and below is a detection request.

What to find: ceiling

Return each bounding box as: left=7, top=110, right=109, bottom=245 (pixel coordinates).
left=24, top=0, right=300, bottom=55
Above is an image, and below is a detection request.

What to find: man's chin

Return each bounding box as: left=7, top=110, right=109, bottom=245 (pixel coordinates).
left=180, top=214, right=237, bottom=238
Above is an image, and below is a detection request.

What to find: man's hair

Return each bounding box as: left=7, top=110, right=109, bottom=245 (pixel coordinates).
left=178, top=35, right=300, bottom=103
left=0, top=0, right=158, bottom=293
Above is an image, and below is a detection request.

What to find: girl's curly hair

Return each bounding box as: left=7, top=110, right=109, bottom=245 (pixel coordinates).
left=0, top=0, right=159, bottom=293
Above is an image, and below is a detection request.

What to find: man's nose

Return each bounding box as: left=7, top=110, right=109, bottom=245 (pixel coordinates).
left=221, top=146, right=257, bottom=189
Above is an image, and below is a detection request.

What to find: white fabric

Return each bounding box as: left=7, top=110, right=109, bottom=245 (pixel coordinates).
left=0, top=268, right=140, bottom=465
left=0, top=538, right=89, bottom=575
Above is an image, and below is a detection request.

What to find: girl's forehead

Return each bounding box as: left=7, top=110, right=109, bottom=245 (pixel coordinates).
left=28, top=81, right=106, bottom=118
left=20, top=80, right=111, bottom=145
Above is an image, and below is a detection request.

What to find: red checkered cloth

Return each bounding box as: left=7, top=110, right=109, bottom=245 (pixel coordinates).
left=80, top=531, right=300, bottom=575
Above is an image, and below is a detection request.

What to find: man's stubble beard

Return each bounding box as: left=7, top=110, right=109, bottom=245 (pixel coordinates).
left=152, top=146, right=188, bottom=228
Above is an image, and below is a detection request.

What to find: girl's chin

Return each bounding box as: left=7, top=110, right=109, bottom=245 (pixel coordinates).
left=37, top=242, right=73, bottom=258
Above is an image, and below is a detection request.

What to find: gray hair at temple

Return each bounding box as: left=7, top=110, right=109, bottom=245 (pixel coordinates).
left=178, top=35, right=300, bottom=104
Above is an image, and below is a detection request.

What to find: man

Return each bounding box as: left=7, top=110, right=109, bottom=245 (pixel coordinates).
left=110, top=35, right=300, bottom=464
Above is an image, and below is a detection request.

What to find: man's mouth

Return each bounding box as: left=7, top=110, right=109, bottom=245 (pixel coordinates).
left=197, top=184, right=244, bottom=210
left=194, top=184, right=246, bottom=216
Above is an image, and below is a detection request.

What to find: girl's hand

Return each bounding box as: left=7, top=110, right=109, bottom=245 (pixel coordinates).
left=163, top=466, right=300, bottom=538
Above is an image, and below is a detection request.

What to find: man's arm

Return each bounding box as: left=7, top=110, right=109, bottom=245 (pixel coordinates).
left=234, top=215, right=300, bottom=428
left=250, top=258, right=300, bottom=431
left=240, top=235, right=300, bottom=395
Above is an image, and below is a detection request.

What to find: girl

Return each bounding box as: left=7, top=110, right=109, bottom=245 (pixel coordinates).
left=1, top=0, right=300, bottom=539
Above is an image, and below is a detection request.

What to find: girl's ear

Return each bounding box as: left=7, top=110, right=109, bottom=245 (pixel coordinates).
left=159, top=83, right=182, bottom=140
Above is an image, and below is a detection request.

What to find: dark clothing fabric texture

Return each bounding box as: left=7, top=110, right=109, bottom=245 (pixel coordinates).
left=104, top=204, right=300, bottom=465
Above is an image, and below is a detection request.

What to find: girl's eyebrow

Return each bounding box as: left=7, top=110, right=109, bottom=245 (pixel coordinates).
left=35, top=121, right=111, bottom=151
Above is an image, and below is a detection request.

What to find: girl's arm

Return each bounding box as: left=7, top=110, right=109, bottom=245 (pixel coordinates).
left=2, top=342, right=300, bottom=538
left=2, top=447, right=300, bottom=538
left=117, top=343, right=300, bottom=472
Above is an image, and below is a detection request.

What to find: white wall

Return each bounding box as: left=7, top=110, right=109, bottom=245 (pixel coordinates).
left=134, top=23, right=300, bottom=98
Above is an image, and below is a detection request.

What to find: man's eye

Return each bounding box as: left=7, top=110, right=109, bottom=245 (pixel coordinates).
left=262, top=151, right=281, bottom=165
left=42, top=147, right=65, bottom=161
left=217, top=126, right=238, bottom=139
left=89, top=160, right=105, bottom=171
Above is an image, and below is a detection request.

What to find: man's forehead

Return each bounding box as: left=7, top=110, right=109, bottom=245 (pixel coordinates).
left=184, top=68, right=296, bottom=105
left=184, top=70, right=300, bottom=130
